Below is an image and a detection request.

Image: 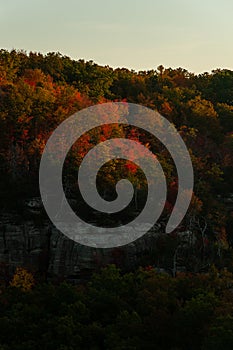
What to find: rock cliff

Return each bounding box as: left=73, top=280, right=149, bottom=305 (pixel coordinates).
left=0, top=198, right=161, bottom=281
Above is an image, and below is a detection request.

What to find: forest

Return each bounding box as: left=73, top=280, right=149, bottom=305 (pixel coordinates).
left=1, top=264, right=233, bottom=350
left=0, top=49, right=233, bottom=349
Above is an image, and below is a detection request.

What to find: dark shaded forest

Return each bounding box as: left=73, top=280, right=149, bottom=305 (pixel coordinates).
left=2, top=265, right=233, bottom=350
left=0, top=49, right=233, bottom=349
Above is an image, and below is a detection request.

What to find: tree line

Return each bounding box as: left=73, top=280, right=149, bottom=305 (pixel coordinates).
left=0, top=49, right=232, bottom=272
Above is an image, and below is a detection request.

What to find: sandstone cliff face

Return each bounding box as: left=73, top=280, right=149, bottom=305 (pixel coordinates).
left=0, top=198, right=161, bottom=281
left=2, top=194, right=231, bottom=281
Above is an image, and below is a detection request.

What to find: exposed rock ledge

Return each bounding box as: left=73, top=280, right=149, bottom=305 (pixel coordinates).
left=0, top=198, right=162, bottom=281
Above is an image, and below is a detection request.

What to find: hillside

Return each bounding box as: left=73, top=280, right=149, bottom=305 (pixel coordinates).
left=0, top=49, right=233, bottom=276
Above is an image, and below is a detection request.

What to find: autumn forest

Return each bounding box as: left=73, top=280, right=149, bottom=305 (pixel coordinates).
left=0, top=49, right=233, bottom=349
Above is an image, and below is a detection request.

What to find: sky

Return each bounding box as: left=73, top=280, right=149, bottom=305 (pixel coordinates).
left=1, top=0, right=233, bottom=74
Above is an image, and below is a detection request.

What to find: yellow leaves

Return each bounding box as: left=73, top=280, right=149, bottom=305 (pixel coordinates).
left=190, top=193, right=203, bottom=213
left=160, top=101, right=173, bottom=116
left=10, top=267, right=35, bottom=292
left=219, top=227, right=229, bottom=249
left=187, top=96, right=217, bottom=119
left=179, top=125, right=198, bottom=138
left=27, top=137, right=46, bottom=156
left=206, top=163, right=223, bottom=179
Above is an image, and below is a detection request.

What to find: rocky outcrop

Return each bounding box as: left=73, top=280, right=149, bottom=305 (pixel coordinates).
left=0, top=198, right=162, bottom=281
left=4, top=193, right=231, bottom=281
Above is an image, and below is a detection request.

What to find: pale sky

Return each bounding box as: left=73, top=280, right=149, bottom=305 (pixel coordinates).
left=1, top=0, right=233, bottom=73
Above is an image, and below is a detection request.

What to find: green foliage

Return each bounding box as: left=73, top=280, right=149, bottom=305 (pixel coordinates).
left=0, top=49, right=233, bottom=348
left=1, top=265, right=233, bottom=349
